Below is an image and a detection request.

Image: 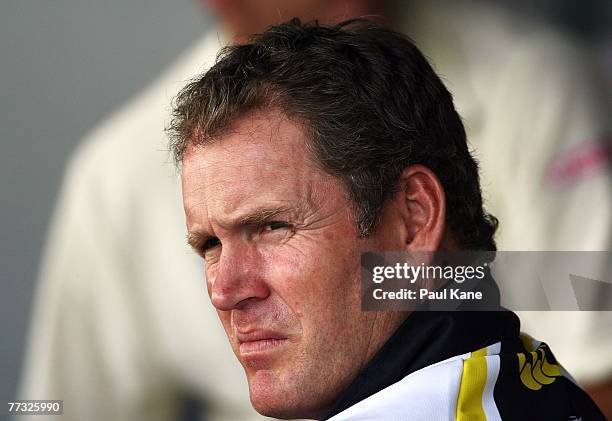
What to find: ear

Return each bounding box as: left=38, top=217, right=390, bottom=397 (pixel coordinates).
left=392, top=164, right=446, bottom=252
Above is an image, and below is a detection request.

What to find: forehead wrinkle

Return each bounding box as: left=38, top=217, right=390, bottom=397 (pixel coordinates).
left=184, top=107, right=339, bottom=231
left=226, top=110, right=303, bottom=154
left=186, top=159, right=331, bottom=227
left=208, top=164, right=331, bottom=227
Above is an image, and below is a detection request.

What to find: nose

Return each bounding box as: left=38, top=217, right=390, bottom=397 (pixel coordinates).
left=207, top=241, right=270, bottom=311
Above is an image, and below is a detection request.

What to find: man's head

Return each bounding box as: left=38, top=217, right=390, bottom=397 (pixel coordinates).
left=169, top=19, right=497, bottom=419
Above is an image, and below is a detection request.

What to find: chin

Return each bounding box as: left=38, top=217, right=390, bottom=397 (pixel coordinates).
left=247, top=371, right=323, bottom=420
left=248, top=371, right=291, bottom=417
left=251, top=400, right=322, bottom=421
left=250, top=392, right=297, bottom=419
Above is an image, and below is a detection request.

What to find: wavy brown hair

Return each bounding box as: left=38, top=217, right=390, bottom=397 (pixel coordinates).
left=168, top=18, right=498, bottom=251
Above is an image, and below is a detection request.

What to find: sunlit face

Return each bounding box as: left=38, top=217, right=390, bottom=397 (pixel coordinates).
left=182, top=109, right=405, bottom=419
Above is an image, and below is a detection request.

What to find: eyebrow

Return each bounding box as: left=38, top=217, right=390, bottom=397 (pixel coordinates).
left=186, top=231, right=209, bottom=251
left=237, top=206, right=292, bottom=225
left=186, top=205, right=293, bottom=250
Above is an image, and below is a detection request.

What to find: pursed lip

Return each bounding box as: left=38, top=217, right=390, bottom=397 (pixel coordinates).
left=236, top=329, right=289, bottom=355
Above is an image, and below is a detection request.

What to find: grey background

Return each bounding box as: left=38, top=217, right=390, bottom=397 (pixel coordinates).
left=1, top=0, right=610, bottom=413
left=0, top=0, right=208, bottom=405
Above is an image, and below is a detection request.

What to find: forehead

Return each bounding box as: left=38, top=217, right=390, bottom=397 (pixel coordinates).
left=181, top=109, right=335, bottom=224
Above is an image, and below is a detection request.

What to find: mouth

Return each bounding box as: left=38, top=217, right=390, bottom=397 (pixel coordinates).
left=236, top=330, right=289, bottom=356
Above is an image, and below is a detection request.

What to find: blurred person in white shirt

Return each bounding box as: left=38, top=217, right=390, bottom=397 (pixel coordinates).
left=19, top=0, right=612, bottom=420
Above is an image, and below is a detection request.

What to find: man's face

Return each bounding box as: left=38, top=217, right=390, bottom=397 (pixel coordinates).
left=182, top=109, right=403, bottom=418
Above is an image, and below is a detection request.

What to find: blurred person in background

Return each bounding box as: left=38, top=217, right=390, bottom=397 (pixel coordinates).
left=19, top=0, right=612, bottom=420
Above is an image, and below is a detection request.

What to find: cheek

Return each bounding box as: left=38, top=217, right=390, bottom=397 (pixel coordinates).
left=260, top=235, right=362, bottom=321
left=258, top=249, right=308, bottom=319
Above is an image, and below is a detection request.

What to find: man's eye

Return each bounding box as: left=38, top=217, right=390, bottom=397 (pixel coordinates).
left=202, top=237, right=221, bottom=251
left=262, top=221, right=290, bottom=231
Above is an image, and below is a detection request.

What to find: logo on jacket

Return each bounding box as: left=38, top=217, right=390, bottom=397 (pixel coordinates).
left=517, top=342, right=562, bottom=391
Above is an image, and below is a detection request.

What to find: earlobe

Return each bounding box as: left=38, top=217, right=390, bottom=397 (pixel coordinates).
left=396, top=165, right=446, bottom=251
